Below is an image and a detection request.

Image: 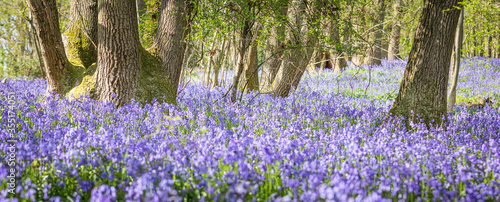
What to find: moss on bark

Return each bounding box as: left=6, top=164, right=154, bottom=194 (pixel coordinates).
left=64, top=47, right=177, bottom=105
left=65, top=22, right=97, bottom=68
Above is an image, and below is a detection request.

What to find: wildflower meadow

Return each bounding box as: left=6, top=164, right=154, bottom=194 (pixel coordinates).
left=1, top=58, right=500, bottom=201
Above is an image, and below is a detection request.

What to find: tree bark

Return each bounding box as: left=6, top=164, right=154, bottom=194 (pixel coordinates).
left=243, top=29, right=260, bottom=92
left=494, top=37, right=499, bottom=58
left=365, top=0, right=386, bottom=65
left=260, top=4, right=288, bottom=91
left=329, top=11, right=348, bottom=73
left=229, top=3, right=253, bottom=102
left=205, top=32, right=218, bottom=87
left=271, top=0, right=318, bottom=97
left=388, top=0, right=401, bottom=60
left=212, top=38, right=227, bottom=87
left=486, top=34, right=492, bottom=57
left=27, top=0, right=70, bottom=96
left=152, top=0, right=193, bottom=104
left=95, top=0, right=141, bottom=107
left=447, top=10, right=463, bottom=111
left=389, top=0, right=462, bottom=127
left=65, top=0, right=98, bottom=68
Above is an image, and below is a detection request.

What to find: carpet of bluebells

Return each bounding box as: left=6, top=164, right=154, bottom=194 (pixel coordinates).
left=1, top=58, right=500, bottom=201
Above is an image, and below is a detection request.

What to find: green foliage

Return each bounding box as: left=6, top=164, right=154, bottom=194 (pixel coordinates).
left=0, top=0, right=42, bottom=78
left=462, top=0, right=500, bottom=57
left=139, top=0, right=160, bottom=48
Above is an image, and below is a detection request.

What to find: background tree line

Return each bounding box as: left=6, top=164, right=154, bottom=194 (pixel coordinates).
left=1, top=0, right=499, bottom=126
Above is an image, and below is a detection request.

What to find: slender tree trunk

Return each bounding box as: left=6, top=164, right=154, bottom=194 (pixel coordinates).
left=494, top=37, right=499, bottom=58
left=179, top=43, right=192, bottom=86
left=230, top=19, right=252, bottom=102
left=447, top=10, right=464, bottom=111
left=243, top=28, right=260, bottom=92
left=152, top=0, right=193, bottom=104
left=365, top=0, right=386, bottom=65
left=205, top=32, right=218, bottom=86
left=260, top=4, right=288, bottom=91
left=213, top=38, right=227, bottom=87
left=389, top=0, right=462, bottom=127
left=136, top=0, right=146, bottom=24
left=486, top=34, right=492, bottom=57
left=388, top=0, right=401, bottom=60
left=96, top=0, right=140, bottom=106
left=27, top=0, right=70, bottom=96
left=329, top=12, right=348, bottom=73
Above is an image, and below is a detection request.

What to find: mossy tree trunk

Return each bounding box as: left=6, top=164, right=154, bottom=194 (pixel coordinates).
left=65, top=0, right=98, bottom=68
left=27, top=0, right=70, bottom=96
left=389, top=0, right=463, bottom=127
left=29, top=0, right=193, bottom=106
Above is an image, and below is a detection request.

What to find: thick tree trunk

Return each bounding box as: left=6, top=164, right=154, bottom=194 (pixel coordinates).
left=447, top=10, right=464, bottom=111
left=95, top=0, right=140, bottom=107
left=27, top=0, right=70, bottom=96
left=389, top=0, right=462, bottom=127
left=388, top=0, right=401, bottom=60
left=65, top=0, right=98, bottom=68
left=260, top=4, right=288, bottom=91
left=365, top=0, right=386, bottom=65
left=272, top=0, right=318, bottom=97
left=152, top=0, right=192, bottom=104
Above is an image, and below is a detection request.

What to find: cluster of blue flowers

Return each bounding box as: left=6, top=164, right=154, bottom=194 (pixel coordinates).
left=1, top=58, right=499, bottom=201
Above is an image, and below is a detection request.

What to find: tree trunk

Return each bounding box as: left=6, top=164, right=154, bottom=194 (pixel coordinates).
left=271, top=0, right=318, bottom=97
left=329, top=12, right=348, bottom=73
left=151, top=0, right=192, bottom=104
left=494, top=37, right=499, bottom=58
left=229, top=17, right=252, bottom=102
left=212, top=38, right=228, bottom=87
left=136, top=0, right=146, bottom=24
left=447, top=9, right=463, bottom=111
left=243, top=31, right=260, bottom=92
left=65, top=0, right=98, bottom=68
left=486, top=34, right=492, bottom=57
left=388, top=0, right=401, bottom=60
left=205, top=32, right=218, bottom=87
left=365, top=0, right=386, bottom=65
left=27, top=0, right=70, bottom=96
left=389, top=0, right=462, bottom=127
left=260, top=4, right=288, bottom=91
left=95, top=0, right=140, bottom=107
